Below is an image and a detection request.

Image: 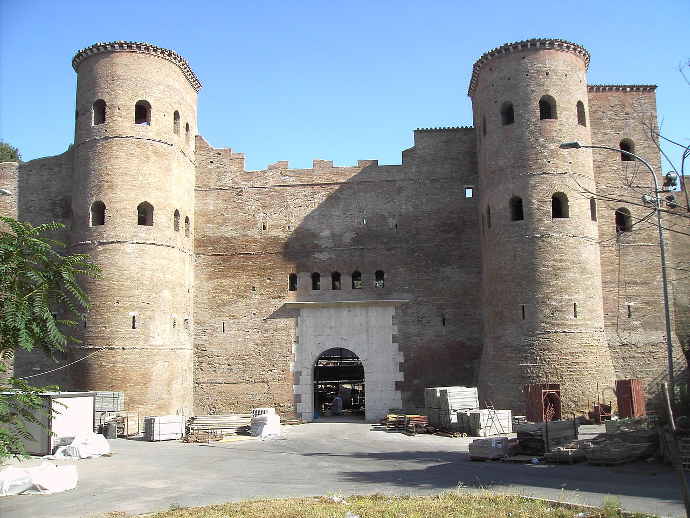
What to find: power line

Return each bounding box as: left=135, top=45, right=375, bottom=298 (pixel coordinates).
left=19, top=349, right=102, bottom=379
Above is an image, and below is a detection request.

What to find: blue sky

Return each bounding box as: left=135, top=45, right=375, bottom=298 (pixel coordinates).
left=1, top=0, right=688, bottom=172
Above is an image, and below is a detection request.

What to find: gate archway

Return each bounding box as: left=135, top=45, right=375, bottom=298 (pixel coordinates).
left=313, top=347, right=364, bottom=419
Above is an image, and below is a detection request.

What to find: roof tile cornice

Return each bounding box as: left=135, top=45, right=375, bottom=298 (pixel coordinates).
left=588, top=84, right=657, bottom=92
left=468, top=38, right=590, bottom=97
left=415, top=126, right=473, bottom=132
left=72, top=41, right=202, bottom=92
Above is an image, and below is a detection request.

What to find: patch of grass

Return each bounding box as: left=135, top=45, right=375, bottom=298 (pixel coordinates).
left=136, top=492, right=658, bottom=518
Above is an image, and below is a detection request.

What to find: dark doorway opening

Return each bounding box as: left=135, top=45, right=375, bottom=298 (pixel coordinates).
left=314, top=347, right=364, bottom=420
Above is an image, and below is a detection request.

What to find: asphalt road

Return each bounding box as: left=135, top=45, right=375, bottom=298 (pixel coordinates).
left=1, top=421, right=685, bottom=517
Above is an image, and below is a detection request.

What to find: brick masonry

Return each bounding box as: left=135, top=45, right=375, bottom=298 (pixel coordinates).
left=1, top=39, right=687, bottom=419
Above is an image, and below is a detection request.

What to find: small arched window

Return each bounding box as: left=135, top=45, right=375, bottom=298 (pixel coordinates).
left=135, top=100, right=151, bottom=125
left=620, top=139, right=635, bottom=161
left=173, top=111, right=180, bottom=135
left=539, top=95, right=557, bottom=120
left=185, top=122, right=190, bottom=143
left=486, top=205, right=492, bottom=229
left=576, top=101, right=586, bottom=126
left=352, top=271, right=363, bottom=289
left=590, top=198, right=597, bottom=221
left=500, top=102, right=514, bottom=126
left=288, top=273, right=297, bottom=291
left=184, top=216, right=190, bottom=237
left=510, top=196, right=524, bottom=221
left=92, top=100, right=106, bottom=125
left=137, top=202, right=154, bottom=226
left=375, top=270, right=385, bottom=288
left=552, top=192, right=569, bottom=219
left=173, top=210, right=180, bottom=232
left=615, top=207, right=632, bottom=233
left=331, top=271, right=341, bottom=290
left=311, top=272, right=320, bottom=290
left=90, top=201, right=105, bottom=226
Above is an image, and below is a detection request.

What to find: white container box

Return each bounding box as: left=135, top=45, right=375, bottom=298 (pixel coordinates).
left=144, top=415, right=185, bottom=441
left=1, top=391, right=96, bottom=455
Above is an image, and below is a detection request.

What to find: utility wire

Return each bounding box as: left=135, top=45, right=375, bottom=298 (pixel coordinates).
left=19, top=350, right=102, bottom=379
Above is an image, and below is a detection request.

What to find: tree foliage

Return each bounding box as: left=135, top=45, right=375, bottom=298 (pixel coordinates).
left=0, top=141, right=21, bottom=163
left=0, top=217, right=99, bottom=458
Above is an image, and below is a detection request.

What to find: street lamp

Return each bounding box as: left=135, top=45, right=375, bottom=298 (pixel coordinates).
left=560, top=141, right=676, bottom=397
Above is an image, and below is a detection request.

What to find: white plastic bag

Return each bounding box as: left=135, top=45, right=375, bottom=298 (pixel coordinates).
left=25, top=463, right=78, bottom=494
left=0, top=466, right=34, bottom=496
left=65, top=432, right=111, bottom=459
left=0, top=463, right=78, bottom=496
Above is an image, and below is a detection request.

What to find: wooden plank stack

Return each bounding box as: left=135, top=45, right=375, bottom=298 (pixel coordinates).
left=187, top=414, right=252, bottom=437
left=515, top=419, right=578, bottom=454
left=458, top=409, right=512, bottom=437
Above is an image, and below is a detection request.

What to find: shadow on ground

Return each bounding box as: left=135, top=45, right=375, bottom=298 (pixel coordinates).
left=302, top=448, right=683, bottom=503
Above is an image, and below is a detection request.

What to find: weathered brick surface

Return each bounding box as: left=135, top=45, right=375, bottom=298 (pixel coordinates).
left=471, top=41, right=616, bottom=413
left=588, top=88, right=687, bottom=394
left=3, top=39, right=687, bottom=419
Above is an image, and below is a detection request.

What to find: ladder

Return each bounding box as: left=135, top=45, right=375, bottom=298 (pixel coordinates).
left=484, top=401, right=506, bottom=435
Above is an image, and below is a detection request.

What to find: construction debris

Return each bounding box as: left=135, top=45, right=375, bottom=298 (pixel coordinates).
left=515, top=419, right=578, bottom=455
left=144, top=415, right=185, bottom=441
left=381, top=414, right=432, bottom=434
left=424, top=386, right=479, bottom=430
left=582, top=429, right=658, bottom=465
left=458, top=409, right=512, bottom=437
left=469, top=437, right=518, bottom=460
left=187, top=414, right=252, bottom=437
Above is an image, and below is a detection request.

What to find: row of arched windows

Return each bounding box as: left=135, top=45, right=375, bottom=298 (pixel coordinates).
left=288, top=270, right=385, bottom=291
left=91, top=100, right=192, bottom=143
left=485, top=96, right=587, bottom=135
left=89, top=201, right=191, bottom=235
left=483, top=194, right=632, bottom=232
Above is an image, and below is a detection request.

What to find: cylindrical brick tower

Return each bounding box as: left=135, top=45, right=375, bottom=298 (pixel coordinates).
left=470, top=39, right=616, bottom=414
left=68, top=42, right=201, bottom=415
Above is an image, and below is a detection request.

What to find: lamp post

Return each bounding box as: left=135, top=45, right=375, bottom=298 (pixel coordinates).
left=560, top=141, right=676, bottom=398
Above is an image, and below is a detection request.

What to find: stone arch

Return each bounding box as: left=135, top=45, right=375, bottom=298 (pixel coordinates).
left=576, top=100, right=586, bottom=126
left=552, top=192, right=569, bottom=219
left=135, top=100, right=151, bottom=125
left=500, top=101, right=514, bottom=125
left=90, top=200, right=105, bottom=226
left=620, top=139, right=635, bottom=161
left=539, top=95, right=557, bottom=120
left=173, top=110, right=180, bottom=135
left=92, top=99, right=106, bottom=125
left=137, top=201, right=154, bottom=226
left=313, top=347, right=365, bottom=419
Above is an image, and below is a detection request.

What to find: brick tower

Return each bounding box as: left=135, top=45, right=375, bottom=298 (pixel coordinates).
left=470, top=39, right=616, bottom=414
left=69, top=42, right=201, bottom=415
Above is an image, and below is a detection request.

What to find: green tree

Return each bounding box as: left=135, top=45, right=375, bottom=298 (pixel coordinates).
left=0, top=217, right=99, bottom=459
left=0, top=141, right=21, bottom=162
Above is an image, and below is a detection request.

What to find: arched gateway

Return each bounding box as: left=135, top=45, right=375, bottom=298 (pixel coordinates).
left=313, top=348, right=365, bottom=419
left=286, top=300, right=406, bottom=422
